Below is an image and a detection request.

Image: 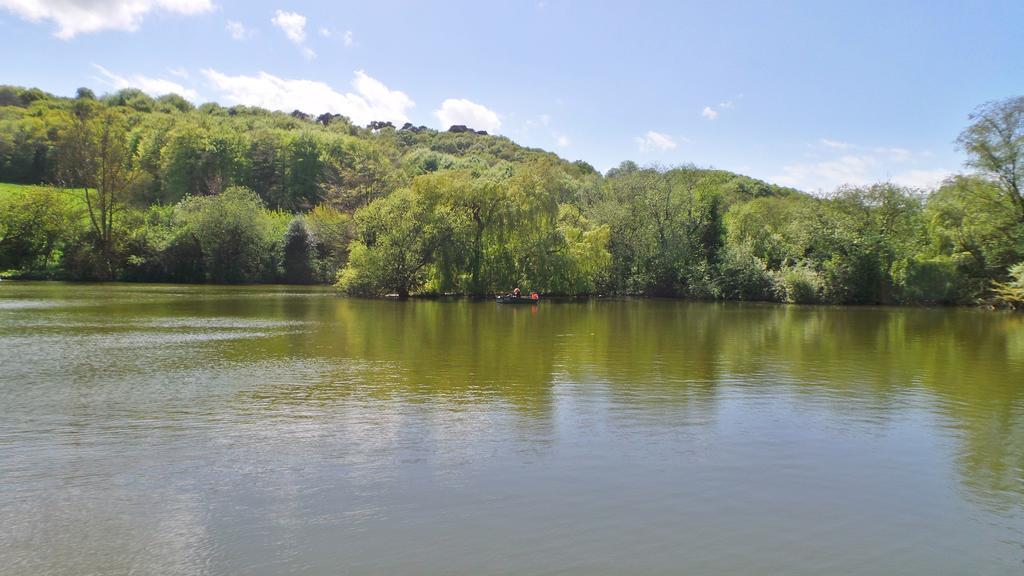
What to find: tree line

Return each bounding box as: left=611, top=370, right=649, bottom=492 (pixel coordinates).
left=1, top=85, right=1022, bottom=306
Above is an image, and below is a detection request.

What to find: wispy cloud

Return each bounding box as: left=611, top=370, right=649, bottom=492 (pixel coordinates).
left=0, top=0, right=213, bottom=39
left=772, top=139, right=954, bottom=192
left=556, top=134, right=570, bottom=148
left=202, top=69, right=414, bottom=125
left=701, top=95, right=742, bottom=120
left=820, top=138, right=852, bottom=149
left=318, top=26, right=354, bottom=46
left=891, top=169, right=954, bottom=190
left=635, top=130, right=679, bottom=152
left=93, top=63, right=197, bottom=100
left=226, top=20, right=253, bottom=40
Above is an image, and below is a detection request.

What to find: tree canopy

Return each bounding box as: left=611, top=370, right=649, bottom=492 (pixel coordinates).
left=2, top=85, right=1023, bottom=307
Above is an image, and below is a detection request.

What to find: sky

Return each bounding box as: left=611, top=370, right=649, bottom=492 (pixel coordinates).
left=1, top=0, right=1021, bottom=193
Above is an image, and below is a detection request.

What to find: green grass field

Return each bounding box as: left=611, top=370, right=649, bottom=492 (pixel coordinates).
left=0, top=182, right=89, bottom=210
left=0, top=182, right=34, bottom=198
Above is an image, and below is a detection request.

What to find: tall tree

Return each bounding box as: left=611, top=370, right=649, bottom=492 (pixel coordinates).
left=57, top=103, right=138, bottom=278
left=957, top=96, right=1024, bottom=223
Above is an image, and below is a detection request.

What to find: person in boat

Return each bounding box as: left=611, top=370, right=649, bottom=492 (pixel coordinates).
left=530, top=292, right=539, bottom=300
left=513, top=287, right=522, bottom=298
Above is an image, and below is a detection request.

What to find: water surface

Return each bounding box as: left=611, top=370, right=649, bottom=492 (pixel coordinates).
left=1, top=283, right=1022, bottom=575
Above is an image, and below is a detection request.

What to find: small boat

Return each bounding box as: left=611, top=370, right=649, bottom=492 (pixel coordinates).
left=496, top=295, right=540, bottom=304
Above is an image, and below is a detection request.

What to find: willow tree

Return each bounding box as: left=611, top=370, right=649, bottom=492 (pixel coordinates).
left=337, top=187, right=453, bottom=298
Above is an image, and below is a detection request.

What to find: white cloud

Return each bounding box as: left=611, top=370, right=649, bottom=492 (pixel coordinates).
left=201, top=69, right=415, bottom=125
left=539, top=114, right=550, bottom=126
left=301, top=46, right=316, bottom=60
left=0, top=0, right=213, bottom=39
left=635, top=131, right=678, bottom=152
left=702, top=97, right=741, bottom=120
left=271, top=9, right=306, bottom=43
left=874, top=146, right=912, bottom=162
left=891, top=169, right=954, bottom=190
left=226, top=20, right=252, bottom=40
left=821, top=138, right=852, bottom=149
left=434, top=98, right=501, bottom=132
left=319, top=27, right=353, bottom=46
left=773, top=155, right=877, bottom=192
left=772, top=141, right=954, bottom=193
left=94, top=64, right=197, bottom=100
left=167, top=66, right=188, bottom=79
left=556, top=134, right=570, bottom=148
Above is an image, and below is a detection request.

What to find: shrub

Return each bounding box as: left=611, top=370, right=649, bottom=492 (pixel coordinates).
left=0, top=186, right=79, bottom=274
left=714, top=244, right=774, bottom=301
left=772, top=263, right=823, bottom=304
left=892, top=255, right=967, bottom=305
left=991, top=262, right=1024, bottom=308
left=176, top=186, right=285, bottom=283
left=283, top=217, right=315, bottom=284
left=820, top=250, right=883, bottom=304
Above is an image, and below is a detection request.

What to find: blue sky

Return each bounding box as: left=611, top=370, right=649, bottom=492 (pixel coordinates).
left=1, top=0, right=1021, bottom=192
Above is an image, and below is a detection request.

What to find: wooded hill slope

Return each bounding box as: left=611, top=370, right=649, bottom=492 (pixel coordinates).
left=1, top=85, right=1022, bottom=305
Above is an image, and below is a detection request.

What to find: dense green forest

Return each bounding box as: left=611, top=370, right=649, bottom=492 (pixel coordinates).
left=1, top=85, right=1022, bottom=306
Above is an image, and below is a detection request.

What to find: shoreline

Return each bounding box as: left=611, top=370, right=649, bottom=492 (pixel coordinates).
left=1, top=278, right=1013, bottom=310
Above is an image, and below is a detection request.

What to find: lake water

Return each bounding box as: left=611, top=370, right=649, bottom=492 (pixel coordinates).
left=1, top=283, right=1022, bottom=575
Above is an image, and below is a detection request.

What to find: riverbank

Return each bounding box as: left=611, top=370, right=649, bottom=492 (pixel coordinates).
left=3, top=278, right=1020, bottom=310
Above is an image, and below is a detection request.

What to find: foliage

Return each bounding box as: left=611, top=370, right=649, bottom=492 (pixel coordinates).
left=991, top=262, right=1024, bottom=308
left=304, top=204, right=351, bottom=282
left=957, top=96, right=1024, bottom=223
left=892, top=255, right=968, bottom=305
left=283, top=217, right=315, bottom=284
left=0, top=185, right=79, bottom=274
left=771, top=264, right=824, bottom=304
left=176, top=186, right=288, bottom=283
left=714, top=244, right=774, bottom=301
left=1, top=85, right=1023, bottom=305
left=336, top=187, right=444, bottom=297
left=55, top=103, right=140, bottom=278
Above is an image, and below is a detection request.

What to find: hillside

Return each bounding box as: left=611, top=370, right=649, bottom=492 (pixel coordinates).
left=1, top=85, right=1022, bottom=305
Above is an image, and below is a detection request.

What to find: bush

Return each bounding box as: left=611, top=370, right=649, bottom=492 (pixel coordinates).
left=335, top=242, right=381, bottom=296
left=772, top=263, right=823, bottom=304
left=176, top=186, right=286, bottom=283
left=714, top=244, right=774, bottom=301
left=305, top=204, right=351, bottom=282
left=991, top=262, right=1024, bottom=308
left=283, top=217, right=315, bottom=284
left=334, top=188, right=436, bottom=298
left=0, top=186, right=79, bottom=274
left=820, top=250, right=883, bottom=304
left=892, top=255, right=967, bottom=305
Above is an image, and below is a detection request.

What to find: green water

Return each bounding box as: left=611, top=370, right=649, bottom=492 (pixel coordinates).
left=1, top=283, right=1022, bottom=575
